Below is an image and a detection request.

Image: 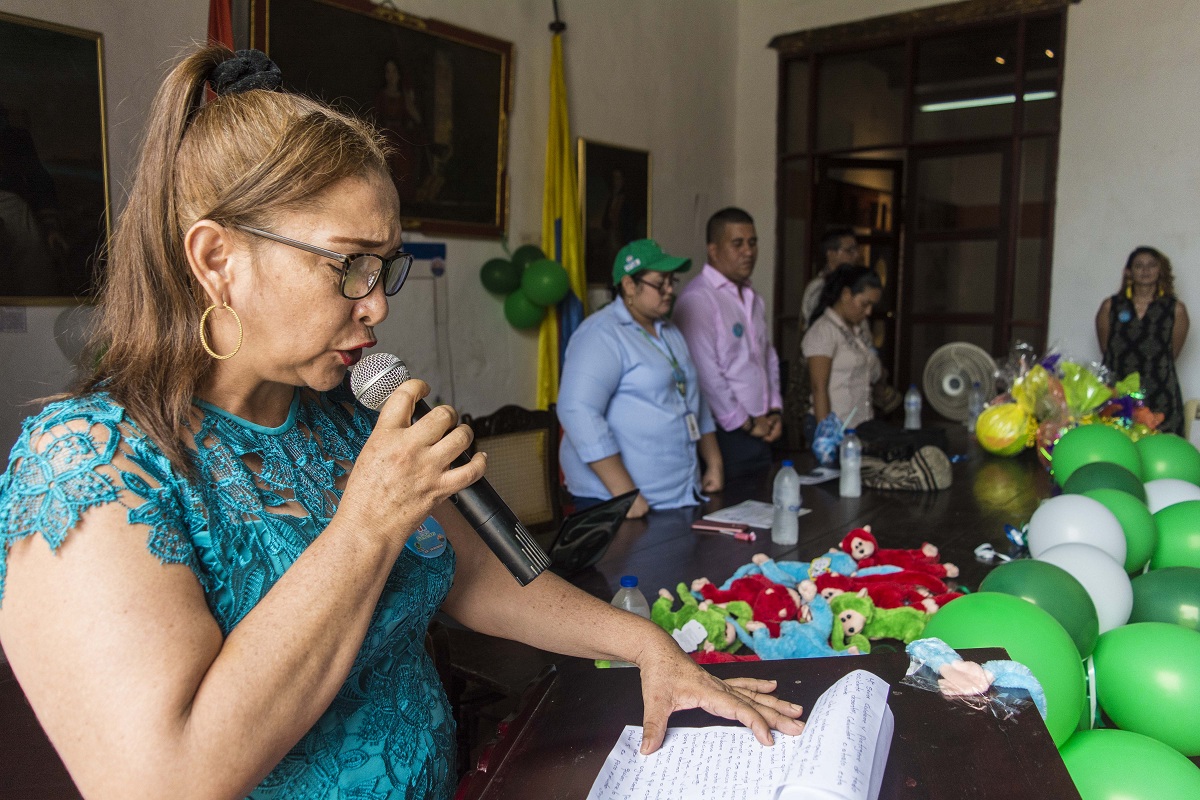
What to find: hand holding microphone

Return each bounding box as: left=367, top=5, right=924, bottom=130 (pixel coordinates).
left=351, top=353, right=551, bottom=585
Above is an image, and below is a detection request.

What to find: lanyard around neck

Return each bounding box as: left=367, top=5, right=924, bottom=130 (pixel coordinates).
left=636, top=326, right=687, bottom=399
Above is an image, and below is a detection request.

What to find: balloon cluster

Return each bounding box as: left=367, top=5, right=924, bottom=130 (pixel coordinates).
left=974, top=342, right=1167, bottom=466
left=933, top=431, right=1200, bottom=797
left=479, top=244, right=571, bottom=330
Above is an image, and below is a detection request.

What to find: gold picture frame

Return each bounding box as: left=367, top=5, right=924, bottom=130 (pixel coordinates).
left=578, top=138, right=651, bottom=287
left=0, top=11, right=109, bottom=304
left=251, top=0, right=512, bottom=237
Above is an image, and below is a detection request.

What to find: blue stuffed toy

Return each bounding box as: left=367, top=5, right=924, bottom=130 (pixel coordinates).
left=904, top=637, right=1047, bottom=720
left=729, top=582, right=856, bottom=660
left=716, top=550, right=892, bottom=592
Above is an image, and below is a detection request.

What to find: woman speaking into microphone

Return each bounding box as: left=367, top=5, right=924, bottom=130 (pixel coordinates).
left=0, top=46, right=801, bottom=799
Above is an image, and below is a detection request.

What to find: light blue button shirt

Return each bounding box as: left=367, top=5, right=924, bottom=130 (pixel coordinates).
left=558, top=299, right=716, bottom=509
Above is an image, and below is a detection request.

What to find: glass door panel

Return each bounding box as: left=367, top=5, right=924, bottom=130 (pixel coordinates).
left=783, top=59, right=811, bottom=154
left=816, top=45, right=906, bottom=151
left=913, top=23, right=1018, bottom=142
left=910, top=240, right=998, bottom=314
left=1023, top=16, right=1063, bottom=132
left=903, top=144, right=1008, bottom=386
left=815, top=157, right=903, bottom=378
left=1013, top=137, right=1052, bottom=331
left=914, top=151, right=1004, bottom=231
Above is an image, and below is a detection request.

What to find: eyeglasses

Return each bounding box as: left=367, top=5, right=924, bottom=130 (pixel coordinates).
left=636, top=273, right=679, bottom=293
left=236, top=225, right=414, bottom=300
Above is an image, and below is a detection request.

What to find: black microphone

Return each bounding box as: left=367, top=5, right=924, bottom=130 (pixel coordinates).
left=350, top=352, right=551, bottom=586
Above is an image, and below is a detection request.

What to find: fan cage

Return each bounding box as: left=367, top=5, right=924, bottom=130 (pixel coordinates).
left=922, top=342, right=997, bottom=421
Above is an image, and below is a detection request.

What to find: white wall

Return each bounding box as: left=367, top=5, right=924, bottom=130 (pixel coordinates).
left=0, top=0, right=737, bottom=454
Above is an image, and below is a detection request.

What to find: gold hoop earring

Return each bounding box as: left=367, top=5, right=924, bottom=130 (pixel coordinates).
left=1124, top=279, right=1133, bottom=300
left=200, top=303, right=243, bottom=360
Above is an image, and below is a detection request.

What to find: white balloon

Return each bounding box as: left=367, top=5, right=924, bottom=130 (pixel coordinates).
left=1027, top=494, right=1127, bottom=565
left=1037, top=543, right=1132, bottom=633
left=1144, top=478, right=1200, bottom=514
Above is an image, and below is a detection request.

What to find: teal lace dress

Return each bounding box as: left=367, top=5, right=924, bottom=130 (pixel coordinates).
left=0, top=386, right=457, bottom=800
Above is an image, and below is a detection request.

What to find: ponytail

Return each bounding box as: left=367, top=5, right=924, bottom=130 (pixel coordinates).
left=80, top=45, right=389, bottom=472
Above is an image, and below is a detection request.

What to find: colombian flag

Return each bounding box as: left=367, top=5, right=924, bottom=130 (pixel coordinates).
left=537, top=32, right=586, bottom=409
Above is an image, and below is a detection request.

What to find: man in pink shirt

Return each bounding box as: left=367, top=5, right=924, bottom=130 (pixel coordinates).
left=674, top=207, right=783, bottom=479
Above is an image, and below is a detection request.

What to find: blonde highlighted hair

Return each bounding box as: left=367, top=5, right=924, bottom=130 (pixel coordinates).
left=80, top=45, right=391, bottom=471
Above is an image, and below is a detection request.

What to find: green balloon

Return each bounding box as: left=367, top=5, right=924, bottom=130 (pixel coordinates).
left=1130, top=567, right=1200, bottom=632
left=1051, top=424, right=1141, bottom=488
left=980, top=560, right=1099, bottom=658
left=1063, top=461, right=1147, bottom=502
left=502, top=289, right=547, bottom=330
left=1136, top=433, right=1200, bottom=485
left=1151, top=500, right=1200, bottom=569
left=1082, top=488, right=1158, bottom=572
left=1061, top=729, right=1200, bottom=800
left=1092, top=622, right=1200, bottom=756
left=521, top=259, right=570, bottom=307
left=479, top=258, right=521, bottom=294
left=511, top=243, right=547, bottom=271
left=921, top=592, right=1085, bottom=747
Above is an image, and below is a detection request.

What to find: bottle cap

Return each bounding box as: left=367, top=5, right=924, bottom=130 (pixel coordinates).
left=620, top=575, right=638, bottom=588
left=781, top=459, right=794, bottom=467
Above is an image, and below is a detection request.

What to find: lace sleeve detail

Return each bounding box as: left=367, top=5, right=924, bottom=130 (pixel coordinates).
left=0, top=394, right=198, bottom=603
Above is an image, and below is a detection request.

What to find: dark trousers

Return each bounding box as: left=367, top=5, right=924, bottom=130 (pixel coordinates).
left=716, top=427, right=773, bottom=481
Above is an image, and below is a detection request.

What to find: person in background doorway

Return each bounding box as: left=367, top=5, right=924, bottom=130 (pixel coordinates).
left=801, top=227, right=860, bottom=327
left=674, top=207, right=783, bottom=480
left=1096, top=246, right=1190, bottom=434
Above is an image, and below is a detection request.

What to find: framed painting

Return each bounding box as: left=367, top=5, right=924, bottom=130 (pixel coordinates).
left=0, top=12, right=109, bottom=304
left=578, top=138, right=650, bottom=287
left=251, top=0, right=511, bottom=237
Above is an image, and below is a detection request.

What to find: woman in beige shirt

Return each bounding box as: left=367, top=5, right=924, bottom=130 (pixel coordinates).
left=802, top=265, right=883, bottom=441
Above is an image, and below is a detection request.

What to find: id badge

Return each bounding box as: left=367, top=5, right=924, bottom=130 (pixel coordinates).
left=685, top=412, right=701, bottom=442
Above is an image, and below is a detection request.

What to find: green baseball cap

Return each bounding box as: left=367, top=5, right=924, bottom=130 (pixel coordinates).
left=611, top=238, right=691, bottom=286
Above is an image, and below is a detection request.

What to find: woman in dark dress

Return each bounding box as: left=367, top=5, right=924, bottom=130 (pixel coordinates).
left=1096, top=246, right=1190, bottom=434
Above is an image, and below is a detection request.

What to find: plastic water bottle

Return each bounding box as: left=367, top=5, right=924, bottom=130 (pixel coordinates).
left=611, top=576, right=651, bottom=619
left=966, top=381, right=985, bottom=434
left=904, top=384, right=923, bottom=430
left=771, top=460, right=802, bottom=546
left=839, top=429, right=862, bottom=498
left=609, top=576, right=651, bottom=668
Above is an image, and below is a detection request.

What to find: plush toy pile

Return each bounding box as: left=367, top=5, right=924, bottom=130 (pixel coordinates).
left=648, top=525, right=964, bottom=661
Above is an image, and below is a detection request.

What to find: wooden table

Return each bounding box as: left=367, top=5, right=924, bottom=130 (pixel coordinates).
left=571, top=425, right=1052, bottom=604
left=455, top=649, right=1081, bottom=800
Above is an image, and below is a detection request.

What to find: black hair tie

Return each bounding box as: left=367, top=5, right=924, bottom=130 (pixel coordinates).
left=209, top=49, right=283, bottom=96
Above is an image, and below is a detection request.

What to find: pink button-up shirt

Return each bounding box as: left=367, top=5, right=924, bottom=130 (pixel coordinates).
left=673, top=263, right=782, bottom=432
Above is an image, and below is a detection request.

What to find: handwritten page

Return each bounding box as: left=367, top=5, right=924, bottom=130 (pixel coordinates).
left=585, top=670, right=892, bottom=800
left=585, top=726, right=805, bottom=800
left=702, top=500, right=812, bottom=529
left=779, top=670, right=894, bottom=800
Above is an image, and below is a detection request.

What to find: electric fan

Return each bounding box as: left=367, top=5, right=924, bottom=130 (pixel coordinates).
left=921, top=342, right=997, bottom=421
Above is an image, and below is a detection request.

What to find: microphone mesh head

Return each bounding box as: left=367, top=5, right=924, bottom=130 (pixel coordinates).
left=350, top=352, right=409, bottom=410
